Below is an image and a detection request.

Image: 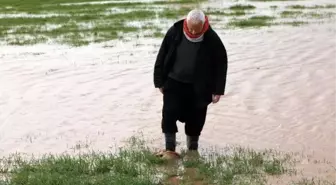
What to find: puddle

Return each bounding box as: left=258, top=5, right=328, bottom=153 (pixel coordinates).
left=104, top=7, right=133, bottom=14
left=0, top=0, right=335, bottom=183
left=1, top=19, right=334, bottom=160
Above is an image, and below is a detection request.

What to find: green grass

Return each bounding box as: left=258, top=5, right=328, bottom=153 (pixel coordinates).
left=203, top=7, right=248, bottom=16
left=228, top=15, right=275, bottom=28
left=0, top=0, right=207, bottom=13
left=280, top=21, right=308, bottom=26
left=0, top=135, right=335, bottom=185
left=280, top=10, right=336, bottom=19
left=207, top=10, right=247, bottom=16
left=0, top=136, right=167, bottom=185
left=287, top=4, right=336, bottom=9
left=229, top=4, right=256, bottom=10
left=0, top=136, right=290, bottom=185
left=281, top=10, right=304, bottom=18
left=0, top=0, right=207, bottom=46
left=159, top=7, right=193, bottom=19
left=1, top=0, right=253, bottom=46
left=153, top=31, right=165, bottom=38
left=304, top=12, right=336, bottom=19
left=1, top=0, right=336, bottom=46
left=179, top=147, right=296, bottom=184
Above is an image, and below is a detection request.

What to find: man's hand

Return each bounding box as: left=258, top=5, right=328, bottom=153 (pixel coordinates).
left=212, top=95, right=221, bottom=104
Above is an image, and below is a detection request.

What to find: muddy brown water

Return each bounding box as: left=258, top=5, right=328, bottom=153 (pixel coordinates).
left=0, top=1, right=335, bottom=182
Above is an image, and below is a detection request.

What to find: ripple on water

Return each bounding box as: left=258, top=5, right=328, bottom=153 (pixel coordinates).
left=0, top=11, right=335, bottom=185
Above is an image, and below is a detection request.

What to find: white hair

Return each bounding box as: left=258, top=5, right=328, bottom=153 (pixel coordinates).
left=186, top=9, right=205, bottom=25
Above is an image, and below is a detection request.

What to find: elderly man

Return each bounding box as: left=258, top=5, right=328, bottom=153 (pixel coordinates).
left=153, top=9, right=228, bottom=154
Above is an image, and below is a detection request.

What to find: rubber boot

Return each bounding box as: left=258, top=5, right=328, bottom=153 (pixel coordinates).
left=187, top=135, right=199, bottom=151
left=165, top=133, right=176, bottom=152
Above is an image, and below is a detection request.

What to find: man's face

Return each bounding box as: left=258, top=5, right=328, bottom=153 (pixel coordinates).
left=187, top=20, right=203, bottom=35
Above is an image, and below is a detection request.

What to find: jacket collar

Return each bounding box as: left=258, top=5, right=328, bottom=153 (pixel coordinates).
left=173, top=19, right=212, bottom=41
left=173, top=19, right=184, bottom=28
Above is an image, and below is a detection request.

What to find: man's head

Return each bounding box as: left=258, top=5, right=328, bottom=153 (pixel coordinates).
left=186, top=9, right=206, bottom=35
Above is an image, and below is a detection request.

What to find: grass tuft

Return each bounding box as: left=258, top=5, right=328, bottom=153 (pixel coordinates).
left=281, top=21, right=309, bottom=26
left=229, top=4, right=256, bottom=10
left=287, top=4, right=336, bottom=9
left=281, top=10, right=303, bottom=18
left=228, top=15, right=275, bottom=28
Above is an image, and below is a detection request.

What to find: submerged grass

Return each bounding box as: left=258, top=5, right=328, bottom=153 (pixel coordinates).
left=1, top=0, right=336, bottom=46
left=281, top=10, right=304, bottom=18
left=0, top=0, right=207, bottom=13
left=206, top=10, right=247, bottom=16
left=280, top=21, right=309, bottom=27
left=228, top=15, right=275, bottom=28
left=0, top=0, right=207, bottom=46
left=280, top=10, right=336, bottom=19
left=287, top=4, right=336, bottom=9
left=229, top=4, right=256, bottom=10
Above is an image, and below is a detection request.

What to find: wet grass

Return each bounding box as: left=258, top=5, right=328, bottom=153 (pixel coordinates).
left=280, top=10, right=336, bottom=19
left=228, top=15, right=276, bottom=28
left=178, top=147, right=296, bottom=184
left=0, top=136, right=295, bottom=185
left=206, top=9, right=247, bottom=16
left=281, top=10, right=304, bottom=18
left=161, top=7, right=250, bottom=18
left=0, top=0, right=205, bottom=13
left=229, top=4, right=256, bottom=10
left=280, top=21, right=309, bottom=27
left=0, top=13, right=147, bottom=46
left=1, top=0, right=336, bottom=46
left=287, top=4, right=336, bottom=9
left=0, top=0, right=208, bottom=46
left=0, top=141, right=165, bottom=184
left=0, top=135, right=334, bottom=185
left=249, top=0, right=304, bottom=1
left=292, top=178, right=336, bottom=185
left=0, top=0, right=256, bottom=46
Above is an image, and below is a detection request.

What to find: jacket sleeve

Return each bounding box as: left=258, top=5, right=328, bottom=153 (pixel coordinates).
left=153, top=26, right=174, bottom=88
left=212, top=31, right=228, bottom=95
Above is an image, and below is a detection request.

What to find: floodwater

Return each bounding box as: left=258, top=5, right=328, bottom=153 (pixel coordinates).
left=0, top=0, right=335, bottom=182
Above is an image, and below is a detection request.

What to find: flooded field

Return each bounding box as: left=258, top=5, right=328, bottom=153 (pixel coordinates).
left=0, top=0, right=335, bottom=184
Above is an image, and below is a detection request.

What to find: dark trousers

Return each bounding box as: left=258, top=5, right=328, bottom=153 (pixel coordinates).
left=161, top=78, right=208, bottom=136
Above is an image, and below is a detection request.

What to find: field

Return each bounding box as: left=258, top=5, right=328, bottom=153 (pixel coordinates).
left=0, top=134, right=335, bottom=185
left=0, top=0, right=335, bottom=46
left=0, top=0, right=335, bottom=184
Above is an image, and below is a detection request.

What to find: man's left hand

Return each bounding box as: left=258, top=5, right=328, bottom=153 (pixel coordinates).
left=212, top=95, right=221, bottom=104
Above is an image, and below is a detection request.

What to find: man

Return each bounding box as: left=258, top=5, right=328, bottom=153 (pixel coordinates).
left=153, top=9, right=228, bottom=154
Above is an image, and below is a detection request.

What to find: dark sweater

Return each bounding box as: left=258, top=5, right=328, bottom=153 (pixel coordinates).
left=168, top=35, right=201, bottom=83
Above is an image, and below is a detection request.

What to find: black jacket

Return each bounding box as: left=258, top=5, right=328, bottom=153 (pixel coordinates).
left=154, top=19, right=228, bottom=103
